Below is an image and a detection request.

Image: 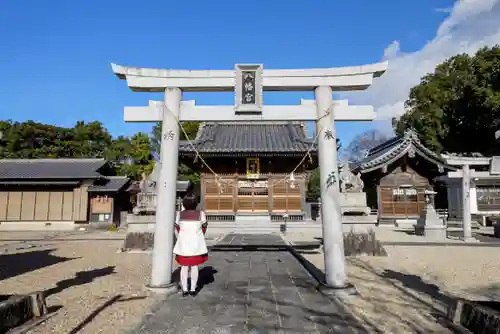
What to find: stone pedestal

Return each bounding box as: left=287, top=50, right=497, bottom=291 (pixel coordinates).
left=414, top=189, right=447, bottom=240
left=339, top=192, right=371, bottom=216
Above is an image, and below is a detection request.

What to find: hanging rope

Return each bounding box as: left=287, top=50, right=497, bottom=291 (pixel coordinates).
left=164, top=103, right=334, bottom=192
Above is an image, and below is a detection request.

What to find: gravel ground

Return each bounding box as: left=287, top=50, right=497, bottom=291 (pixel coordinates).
left=284, top=228, right=500, bottom=333
left=0, top=231, right=166, bottom=334
left=3, top=228, right=499, bottom=333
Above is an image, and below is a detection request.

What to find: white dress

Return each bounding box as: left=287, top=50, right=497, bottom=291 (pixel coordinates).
left=173, top=211, right=208, bottom=257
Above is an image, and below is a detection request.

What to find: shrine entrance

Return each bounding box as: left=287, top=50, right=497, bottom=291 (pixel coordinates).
left=236, top=179, right=269, bottom=213
left=111, top=61, right=387, bottom=292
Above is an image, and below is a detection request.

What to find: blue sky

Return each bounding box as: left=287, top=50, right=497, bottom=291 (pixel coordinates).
left=0, top=0, right=485, bottom=147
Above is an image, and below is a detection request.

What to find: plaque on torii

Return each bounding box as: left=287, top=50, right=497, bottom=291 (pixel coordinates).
left=234, top=64, right=263, bottom=114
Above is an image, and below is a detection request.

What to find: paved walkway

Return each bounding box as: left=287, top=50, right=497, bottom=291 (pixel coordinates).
left=132, top=234, right=368, bottom=333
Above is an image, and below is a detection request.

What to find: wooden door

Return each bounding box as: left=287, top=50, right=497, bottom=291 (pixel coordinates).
left=270, top=180, right=302, bottom=213
left=379, top=186, right=425, bottom=217
left=237, top=186, right=268, bottom=213
left=202, top=178, right=235, bottom=213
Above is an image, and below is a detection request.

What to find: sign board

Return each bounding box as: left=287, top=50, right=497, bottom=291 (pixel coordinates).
left=234, top=64, right=263, bottom=114
left=246, top=157, right=260, bottom=178
left=91, top=196, right=112, bottom=214
left=238, top=180, right=268, bottom=188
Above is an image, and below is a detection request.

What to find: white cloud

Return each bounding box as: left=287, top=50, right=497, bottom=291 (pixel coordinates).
left=383, top=40, right=401, bottom=60
left=352, top=0, right=500, bottom=134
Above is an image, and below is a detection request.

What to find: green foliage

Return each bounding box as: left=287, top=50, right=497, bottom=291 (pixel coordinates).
left=0, top=120, right=154, bottom=180
left=178, top=163, right=200, bottom=185
left=106, top=132, right=155, bottom=180
left=307, top=168, right=321, bottom=200
left=393, top=45, right=500, bottom=155
left=0, top=120, right=112, bottom=159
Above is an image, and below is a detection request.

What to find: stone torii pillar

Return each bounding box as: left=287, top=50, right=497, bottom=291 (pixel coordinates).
left=443, top=155, right=491, bottom=242
left=111, top=62, right=387, bottom=294
left=149, top=88, right=182, bottom=289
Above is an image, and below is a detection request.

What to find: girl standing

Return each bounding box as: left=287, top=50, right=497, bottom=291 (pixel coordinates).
left=173, top=193, right=208, bottom=297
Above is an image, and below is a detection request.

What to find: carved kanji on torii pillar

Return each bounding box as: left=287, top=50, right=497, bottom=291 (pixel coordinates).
left=111, top=61, right=388, bottom=295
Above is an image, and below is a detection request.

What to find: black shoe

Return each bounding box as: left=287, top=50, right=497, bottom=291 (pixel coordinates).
left=182, top=291, right=189, bottom=297
left=189, top=290, right=197, bottom=297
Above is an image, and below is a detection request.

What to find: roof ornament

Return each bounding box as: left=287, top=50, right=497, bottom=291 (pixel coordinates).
left=402, top=128, right=423, bottom=144
left=408, top=146, right=416, bottom=158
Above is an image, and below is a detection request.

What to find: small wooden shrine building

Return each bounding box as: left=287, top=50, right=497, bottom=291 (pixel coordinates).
left=179, top=121, right=317, bottom=219
left=351, top=130, right=455, bottom=222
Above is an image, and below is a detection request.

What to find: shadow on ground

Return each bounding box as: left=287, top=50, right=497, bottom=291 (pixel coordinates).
left=292, top=250, right=465, bottom=333
left=45, top=266, right=116, bottom=297
left=170, top=265, right=218, bottom=293
left=67, top=294, right=147, bottom=334
left=0, top=249, right=77, bottom=281
left=346, top=257, right=498, bottom=333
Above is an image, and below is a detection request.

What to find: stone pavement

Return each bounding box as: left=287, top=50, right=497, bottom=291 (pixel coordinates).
left=132, top=234, right=368, bottom=333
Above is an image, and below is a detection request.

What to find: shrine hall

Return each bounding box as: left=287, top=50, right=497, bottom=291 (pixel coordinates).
left=179, top=121, right=317, bottom=220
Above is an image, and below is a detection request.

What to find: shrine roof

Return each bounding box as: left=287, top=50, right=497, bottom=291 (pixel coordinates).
left=0, top=158, right=107, bottom=180
left=89, top=176, right=131, bottom=193
left=0, top=158, right=130, bottom=191
left=351, top=129, right=454, bottom=173
left=179, top=122, right=316, bottom=156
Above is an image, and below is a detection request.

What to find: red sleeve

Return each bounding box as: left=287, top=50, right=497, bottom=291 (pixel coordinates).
left=175, top=224, right=180, bottom=233
left=202, top=222, right=207, bottom=234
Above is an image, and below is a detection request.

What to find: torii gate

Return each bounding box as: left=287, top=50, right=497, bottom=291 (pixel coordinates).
left=112, top=62, right=388, bottom=294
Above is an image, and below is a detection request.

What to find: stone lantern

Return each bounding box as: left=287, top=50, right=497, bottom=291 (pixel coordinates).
left=414, top=187, right=447, bottom=240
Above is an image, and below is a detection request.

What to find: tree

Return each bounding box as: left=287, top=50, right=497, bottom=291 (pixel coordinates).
left=72, top=121, right=113, bottom=157
left=106, top=133, right=155, bottom=180
left=342, top=130, right=388, bottom=163
left=393, top=46, right=500, bottom=155
left=0, top=120, right=112, bottom=159
left=0, top=120, right=154, bottom=180
left=112, top=132, right=154, bottom=180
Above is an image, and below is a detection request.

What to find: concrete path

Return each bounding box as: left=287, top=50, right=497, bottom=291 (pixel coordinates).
left=132, top=234, right=368, bottom=333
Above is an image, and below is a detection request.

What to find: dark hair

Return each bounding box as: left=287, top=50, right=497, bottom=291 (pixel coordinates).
left=182, top=193, right=198, bottom=210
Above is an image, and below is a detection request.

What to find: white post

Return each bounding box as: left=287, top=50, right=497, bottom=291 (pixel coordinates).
left=315, top=86, right=348, bottom=290
left=149, top=87, right=182, bottom=290
left=462, top=164, right=473, bottom=240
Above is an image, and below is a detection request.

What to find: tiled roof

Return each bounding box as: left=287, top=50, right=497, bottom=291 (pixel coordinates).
left=351, top=129, right=454, bottom=173
left=0, top=158, right=107, bottom=180
left=179, top=122, right=316, bottom=155
left=89, top=176, right=131, bottom=192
